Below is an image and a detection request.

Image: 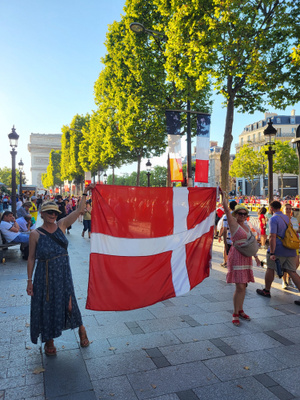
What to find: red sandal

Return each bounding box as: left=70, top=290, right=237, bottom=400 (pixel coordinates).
left=79, top=326, right=90, bottom=348
left=44, top=340, right=57, bottom=356
left=239, top=310, right=251, bottom=321
left=232, top=314, right=240, bottom=326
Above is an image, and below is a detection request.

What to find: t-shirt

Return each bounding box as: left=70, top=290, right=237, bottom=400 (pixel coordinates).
left=16, top=217, right=29, bottom=232
left=269, top=211, right=296, bottom=257
left=29, top=202, right=38, bottom=221
left=16, top=207, right=29, bottom=219
left=0, top=221, right=19, bottom=243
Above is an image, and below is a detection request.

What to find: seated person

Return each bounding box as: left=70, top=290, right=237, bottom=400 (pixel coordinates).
left=0, top=211, right=29, bottom=259
left=16, top=215, right=32, bottom=232
left=16, top=201, right=32, bottom=219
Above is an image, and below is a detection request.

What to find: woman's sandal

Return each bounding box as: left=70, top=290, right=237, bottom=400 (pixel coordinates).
left=44, top=340, right=57, bottom=356
left=78, top=327, right=90, bottom=348
left=232, top=314, right=240, bottom=326
left=239, top=310, right=251, bottom=321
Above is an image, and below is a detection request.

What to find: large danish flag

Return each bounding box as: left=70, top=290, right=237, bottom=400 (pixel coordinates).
left=86, top=185, right=216, bottom=311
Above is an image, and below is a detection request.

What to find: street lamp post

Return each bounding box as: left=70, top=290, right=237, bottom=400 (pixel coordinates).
left=8, top=126, right=19, bottom=216
left=291, top=125, right=300, bottom=195
left=146, top=159, right=152, bottom=187
left=18, top=159, right=24, bottom=197
left=263, top=120, right=277, bottom=204
left=103, top=172, right=107, bottom=184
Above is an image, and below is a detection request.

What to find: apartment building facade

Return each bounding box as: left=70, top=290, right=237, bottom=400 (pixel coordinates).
left=235, top=110, right=300, bottom=197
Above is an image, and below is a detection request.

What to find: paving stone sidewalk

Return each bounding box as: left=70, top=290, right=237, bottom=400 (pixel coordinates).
left=1, top=220, right=300, bottom=400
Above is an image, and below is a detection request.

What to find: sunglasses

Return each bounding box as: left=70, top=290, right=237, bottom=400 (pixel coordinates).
left=237, top=212, right=248, bottom=216
left=45, top=210, right=59, bottom=216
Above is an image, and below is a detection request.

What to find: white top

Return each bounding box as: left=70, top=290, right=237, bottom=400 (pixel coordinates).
left=0, top=221, right=19, bottom=242
left=16, top=200, right=23, bottom=210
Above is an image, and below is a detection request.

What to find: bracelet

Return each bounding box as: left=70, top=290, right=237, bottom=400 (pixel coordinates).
left=27, top=279, right=32, bottom=281
left=82, top=193, right=87, bottom=196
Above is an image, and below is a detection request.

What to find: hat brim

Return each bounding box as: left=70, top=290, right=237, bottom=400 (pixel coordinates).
left=41, top=205, right=61, bottom=214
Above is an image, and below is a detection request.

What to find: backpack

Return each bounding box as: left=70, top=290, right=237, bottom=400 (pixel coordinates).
left=277, top=216, right=300, bottom=250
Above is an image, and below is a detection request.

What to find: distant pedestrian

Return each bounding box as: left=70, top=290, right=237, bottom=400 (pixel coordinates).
left=256, top=200, right=300, bottom=306
left=82, top=201, right=92, bottom=238
left=26, top=184, right=95, bottom=356
left=56, top=195, right=66, bottom=221
left=258, top=207, right=268, bottom=249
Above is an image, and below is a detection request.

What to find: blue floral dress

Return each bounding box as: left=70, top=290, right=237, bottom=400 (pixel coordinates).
left=30, top=227, right=83, bottom=344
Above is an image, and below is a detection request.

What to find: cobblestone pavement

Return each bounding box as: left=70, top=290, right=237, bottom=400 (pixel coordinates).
left=1, top=219, right=300, bottom=400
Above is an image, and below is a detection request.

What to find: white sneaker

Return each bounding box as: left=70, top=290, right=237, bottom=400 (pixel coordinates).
left=288, top=278, right=296, bottom=288
left=282, top=281, right=289, bottom=290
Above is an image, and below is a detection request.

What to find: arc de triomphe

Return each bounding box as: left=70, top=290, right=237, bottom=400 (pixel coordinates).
left=28, top=133, right=62, bottom=189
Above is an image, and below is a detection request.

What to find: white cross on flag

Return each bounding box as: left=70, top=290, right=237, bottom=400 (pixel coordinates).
left=86, top=185, right=216, bottom=311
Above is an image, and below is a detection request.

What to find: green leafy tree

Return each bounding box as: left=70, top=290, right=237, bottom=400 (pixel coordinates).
left=60, top=126, right=71, bottom=181
left=92, top=0, right=211, bottom=186
left=262, top=141, right=298, bottom=198
left=61, top=114, right=90, bottom=191
left=0, top=167, right=27, bottom=189
left=155, top=0, right=300, bottom=191
left=230, top=145, right=263, bottom=195
left=42, top=150, right=63, bottom=189
left=151, top=165, right=168, bottom=187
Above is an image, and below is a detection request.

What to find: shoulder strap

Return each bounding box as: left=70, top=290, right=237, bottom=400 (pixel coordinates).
left=276, top=214, right=289, bottom=240
left=278, top=214, right=289, bottom=226
left=37, top=227, right=68, bottom=250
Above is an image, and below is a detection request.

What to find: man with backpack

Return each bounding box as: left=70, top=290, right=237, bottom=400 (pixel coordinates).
left=256, top=200, right=300, bottom=305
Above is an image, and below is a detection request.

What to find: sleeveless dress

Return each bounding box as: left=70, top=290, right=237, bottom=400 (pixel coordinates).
left=226, top=225, right=255, bottom=284
left=30, top=228, right=83, bottom=344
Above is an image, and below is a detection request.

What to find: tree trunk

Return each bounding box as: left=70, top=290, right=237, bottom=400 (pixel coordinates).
left=220, top=77, right=235, bottom=193
left=280, top=174, right=284, bottom=198
left=136, top=154, right=142, bottom=186
left=112, top=166, right=115, bottom=185
left=250, top=180, right=259, bottom=196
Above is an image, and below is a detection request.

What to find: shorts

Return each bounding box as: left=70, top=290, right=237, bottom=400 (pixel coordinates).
left=266, top=254, right=297, bottom=272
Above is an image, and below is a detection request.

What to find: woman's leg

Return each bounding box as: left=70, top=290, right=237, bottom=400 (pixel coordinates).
left=233, top=283, right=246, bottom=314
left=78, top=325, right=89, bottom=347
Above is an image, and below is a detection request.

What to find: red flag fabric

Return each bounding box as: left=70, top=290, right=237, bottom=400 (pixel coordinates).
left=86, top=185, right=216, bottom=311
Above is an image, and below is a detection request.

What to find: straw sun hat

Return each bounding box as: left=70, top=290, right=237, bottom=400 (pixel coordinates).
left=40, top=201, right=61, bottom=214
left=232, top=205, right=249, bottom=217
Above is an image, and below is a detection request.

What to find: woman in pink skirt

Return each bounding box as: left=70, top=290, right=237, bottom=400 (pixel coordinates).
left=221, top=189, right=255, bottom=326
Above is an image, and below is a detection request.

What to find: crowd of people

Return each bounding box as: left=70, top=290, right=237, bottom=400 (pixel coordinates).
left=0, top=187, right=94, bottom=356
left=216, top=190, right=300, bottom=326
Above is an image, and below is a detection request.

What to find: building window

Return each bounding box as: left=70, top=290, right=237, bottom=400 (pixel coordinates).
left=253, top=134, right=256, bottom=142
left=258, top=132, right=261, bottom=141
left=291, top=117, right=295, bottom=124
left=292, top=128, right=296, bottom=134
left=277, top=128, right=281, bottom=137
left=276, top=117, right=281, bottom=123
left=247, top=135, right=250, bottom=142
left=241, top=138, right=244, bottom=145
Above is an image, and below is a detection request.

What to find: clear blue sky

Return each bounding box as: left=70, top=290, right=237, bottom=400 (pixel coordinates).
left=0, top=0, right=298, bottom=184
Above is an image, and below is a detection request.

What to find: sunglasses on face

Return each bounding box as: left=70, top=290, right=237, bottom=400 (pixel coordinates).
left=237, top=212, right=248, bottom=216
left=45, top=210, right=59, bottom=216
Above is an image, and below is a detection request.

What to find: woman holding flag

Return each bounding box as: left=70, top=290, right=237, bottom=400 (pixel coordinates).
left=220, top=188, right=256, bottom=326
left=26, top=184, right=95, bottom=356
